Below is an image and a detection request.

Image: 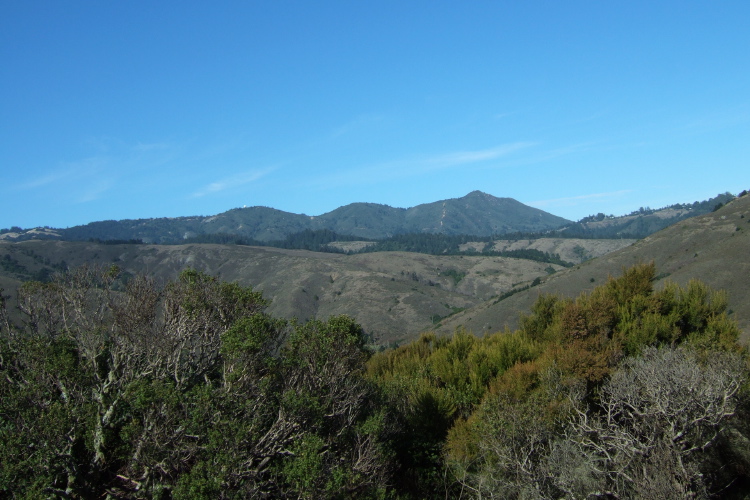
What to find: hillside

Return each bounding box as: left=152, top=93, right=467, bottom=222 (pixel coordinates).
left=0, top=240, right=566, bottom=345
left=436, top=193, right=750, bottom=341
left=1, top=192, right=733, bottom=249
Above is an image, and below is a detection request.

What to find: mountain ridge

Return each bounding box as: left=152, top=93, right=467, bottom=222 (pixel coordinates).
left=3, top=191, right=735, bottom=245
left=1, top=191, right=571, bottom=243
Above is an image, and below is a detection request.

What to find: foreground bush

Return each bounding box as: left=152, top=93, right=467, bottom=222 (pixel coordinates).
left=367, top=263, right=750, bottom=498
left=0, top=266, right=390, bottom=498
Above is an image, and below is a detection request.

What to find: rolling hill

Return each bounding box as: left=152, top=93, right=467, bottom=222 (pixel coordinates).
left=0, top=239, right=573, bottom=344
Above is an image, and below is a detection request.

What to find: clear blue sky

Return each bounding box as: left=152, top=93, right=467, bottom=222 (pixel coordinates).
left=2, top=1, right=749, bottom=229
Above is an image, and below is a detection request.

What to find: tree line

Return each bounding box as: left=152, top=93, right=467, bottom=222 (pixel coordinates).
left=178, top=230, right=572, bottom=266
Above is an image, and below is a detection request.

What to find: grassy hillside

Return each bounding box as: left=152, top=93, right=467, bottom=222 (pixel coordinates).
left=557, top=191, right=734, bottom=238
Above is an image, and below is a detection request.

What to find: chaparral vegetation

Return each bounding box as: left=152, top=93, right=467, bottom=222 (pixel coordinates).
left=1, top=262, right=748, bottom=498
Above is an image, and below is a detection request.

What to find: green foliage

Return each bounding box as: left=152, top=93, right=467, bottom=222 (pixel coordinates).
left=440, top=263, right=749, bottom=498
left=366, top=328, right=542, bottom=496
left=172, top=461, right=223, bottom=499
left=268, top=228, right=365, bottom=252
left=283, top=434, right=326, bottom=497
left=519, top=293, right=563, bottom=342
left=441, top=268, right=466, bottom=285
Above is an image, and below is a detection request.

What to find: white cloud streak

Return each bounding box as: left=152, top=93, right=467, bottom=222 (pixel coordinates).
left=192, top=168, right=275, bottom=198
left=530, top=190, right=632, bottom=208
left=77, top=179, right=116, bottom=203
left=424, top=144, right=531, bottom=167
left=329, top=114, right=386, bottom=139
left=16, top=157, right=110, bottom=190
left=18, top=169, right=79, bottom=189
left=132, top=142, right=173, bottom=152
left=314, top=142, right=535, bottom=188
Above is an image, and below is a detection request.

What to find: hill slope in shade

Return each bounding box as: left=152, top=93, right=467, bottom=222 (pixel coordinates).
left=436, top=194, right=750, bottom=341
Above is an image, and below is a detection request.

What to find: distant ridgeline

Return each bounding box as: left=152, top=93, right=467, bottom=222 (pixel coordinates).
left=1, top=192, right=570, bottom=243
left=1, top=191, right=739, bottom=254
left=558, top=191, right=736, bottom=238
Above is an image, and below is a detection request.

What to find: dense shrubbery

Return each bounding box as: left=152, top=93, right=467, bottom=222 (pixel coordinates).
left=2, top=262, right=748, bottom=498
left=365, top=262, right=750, bottom=498
left=0, top=267, right=390, bottom=498
left=357, top=233, right=571, bottom=266
left=179, top=229, right=360, bottom=252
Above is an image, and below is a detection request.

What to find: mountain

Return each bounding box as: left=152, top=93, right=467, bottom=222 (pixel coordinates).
left=313, top=203, right=407, bottom=239
left=436, top=192, right=750, bottom=341
left=400, top=191, right=570, bottom=235
left=1, top=192, right=570, bottom=243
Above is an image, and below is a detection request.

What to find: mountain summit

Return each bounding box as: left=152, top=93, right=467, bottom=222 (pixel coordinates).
left=401, top=191, right=569, bottom=236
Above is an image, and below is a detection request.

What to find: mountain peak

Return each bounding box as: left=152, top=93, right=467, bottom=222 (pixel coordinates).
left=464, top=190, right=494, bottom=199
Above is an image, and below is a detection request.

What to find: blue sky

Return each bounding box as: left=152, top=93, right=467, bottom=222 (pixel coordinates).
left=2, top=1, right=749, bottom=229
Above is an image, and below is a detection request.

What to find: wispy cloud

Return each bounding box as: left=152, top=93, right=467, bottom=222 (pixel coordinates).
left=13, top=140, right=178, bottom=205
left=314, top=142, right=534, bottom=188
left=530, top=190, right=632, bottom=209
left=133, top=141, right=173, bottom=152
left=329, top=113, right=386, bottom=139
left=77, top=179, right=115, bottom=203
left=679, top=104, right=750, bottom=135
left=510, top=142, right=597, bottom=166
left=192, top=168, right=275, bottom=198
left=17, top=157, right=109, bottom=190
left=423, top=144, right=532, bottom=167
left=18, top=168, right=79, bottom=189
left=493, top=111, right=519, bottom=120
